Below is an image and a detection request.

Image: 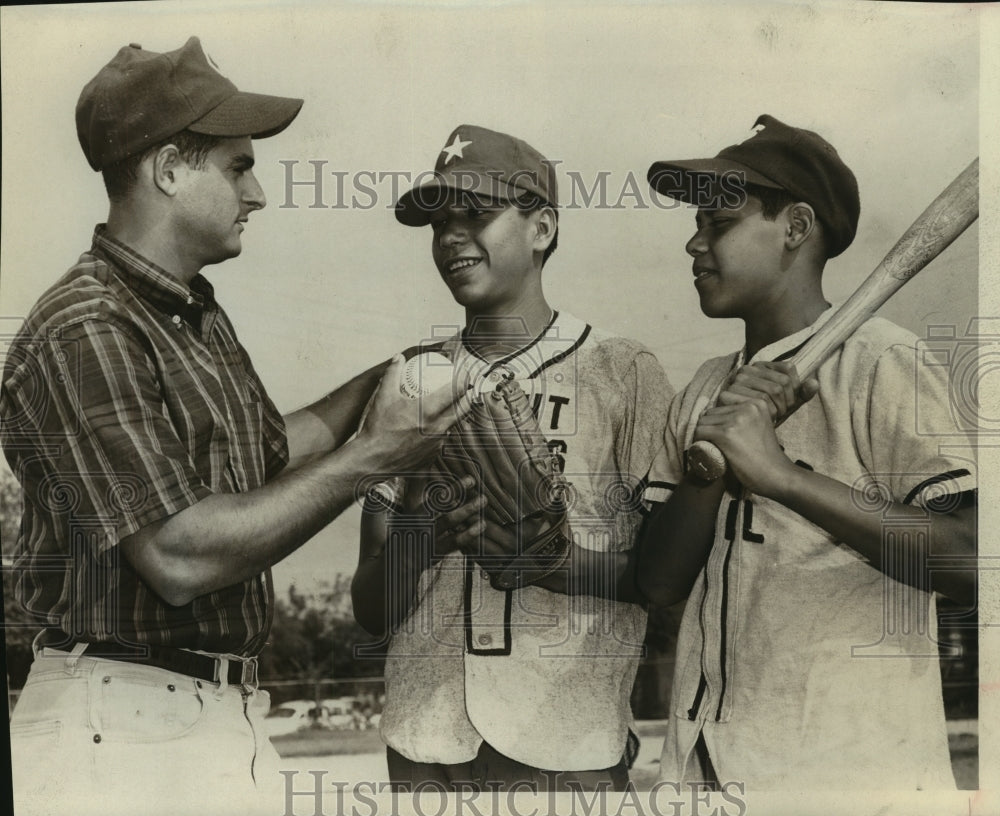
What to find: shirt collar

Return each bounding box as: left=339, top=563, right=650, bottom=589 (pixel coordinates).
left=92, top=224, right=215, bottom=327
left=742, top=304, right=836, bottom=366
left=448, top=310, right=591, bottom=378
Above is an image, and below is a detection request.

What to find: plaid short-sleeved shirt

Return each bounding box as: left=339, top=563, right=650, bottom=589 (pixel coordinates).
left=0, top=226, right=288, bottom=655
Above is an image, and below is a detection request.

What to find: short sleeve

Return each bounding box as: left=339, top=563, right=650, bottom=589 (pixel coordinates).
left=858, top=342, right=976, bottom=510
left=615, top=350, right=674, bottom=484
left=642, top=388, right=686, bottom=506
left=4, top=318, right=213, bottom=554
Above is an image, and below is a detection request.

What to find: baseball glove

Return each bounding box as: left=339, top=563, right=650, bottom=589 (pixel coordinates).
left=438, top=373, right=572, bottom=590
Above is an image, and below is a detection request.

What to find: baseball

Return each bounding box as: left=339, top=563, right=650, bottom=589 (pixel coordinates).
left=399, top=352, right=456, bottom=399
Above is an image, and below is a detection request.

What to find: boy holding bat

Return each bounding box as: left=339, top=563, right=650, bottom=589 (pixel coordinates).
left=638, top=115, right=976, bottom=789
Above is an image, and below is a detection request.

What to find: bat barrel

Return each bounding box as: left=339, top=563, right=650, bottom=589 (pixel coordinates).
left=792, top=158, right=978, bottom=379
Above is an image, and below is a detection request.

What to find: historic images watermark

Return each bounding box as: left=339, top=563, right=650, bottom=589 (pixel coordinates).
left=280, top=771, right=748, bottom=816
left=277, top=161, right=747, bottom=212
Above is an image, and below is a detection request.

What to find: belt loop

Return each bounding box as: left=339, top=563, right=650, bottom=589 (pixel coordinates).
left=215, top=656, right=229, bottom=698
left=65, top=642, right=88, bottom=670
left=246, top=656, right=258, bottom=690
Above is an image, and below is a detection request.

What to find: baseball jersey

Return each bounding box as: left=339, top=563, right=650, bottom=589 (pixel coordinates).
left=645, top=309, right=976, bottom=789
left=380, top=311, right=673, bottom=770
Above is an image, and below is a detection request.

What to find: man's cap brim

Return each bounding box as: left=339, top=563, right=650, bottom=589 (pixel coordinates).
left=647, top=158, right=783, bottom=205
left=187, top=91, right=303, bottom=139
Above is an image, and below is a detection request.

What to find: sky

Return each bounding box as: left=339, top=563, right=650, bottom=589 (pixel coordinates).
left=0, top=0, right=993, bottom=604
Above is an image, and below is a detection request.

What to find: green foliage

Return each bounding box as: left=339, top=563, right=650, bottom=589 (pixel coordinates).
left=258, top=574, right=385, bottom=684
left=2, top=465, right=35, bottom=689
left=0, top=466, right=20, bottom=557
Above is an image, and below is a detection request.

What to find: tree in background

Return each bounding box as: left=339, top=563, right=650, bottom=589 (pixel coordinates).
left=1, top=467, right=35, bottom=690
left=259, top=574, right=386, bottom=705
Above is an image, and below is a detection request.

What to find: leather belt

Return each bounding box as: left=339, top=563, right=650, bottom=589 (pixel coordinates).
left=40, top=631, right=259, bottom=689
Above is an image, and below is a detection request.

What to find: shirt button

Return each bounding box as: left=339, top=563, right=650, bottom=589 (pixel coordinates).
left=172, top=315, right=181, bottom=325
left=102, top=676, right=111, bottom=684
left=477, top=634, right=492, bottom=646
left=93, top=734, right=102, bottom=744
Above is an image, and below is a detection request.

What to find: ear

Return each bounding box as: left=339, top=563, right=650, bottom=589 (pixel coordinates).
left=784, top=203, right=817, bottom=250
left=151, top=144, right=184, bottom=196
left=531, top=205, right=558, bottom=253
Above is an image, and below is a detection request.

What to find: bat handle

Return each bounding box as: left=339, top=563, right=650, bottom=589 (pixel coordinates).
left=686, top=370, right=799, bottom=482
left=687, top=440, right=728, bottom=482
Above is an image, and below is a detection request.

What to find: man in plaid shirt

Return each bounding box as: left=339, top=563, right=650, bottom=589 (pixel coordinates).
left=0, top=38, right=467, bottom=816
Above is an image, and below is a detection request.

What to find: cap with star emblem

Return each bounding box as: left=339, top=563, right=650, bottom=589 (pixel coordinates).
left=396, top=125, right=558, bottom=226
left=647, top=114, right=859, bottom=257
left=76, top=37, right=303, bottom=171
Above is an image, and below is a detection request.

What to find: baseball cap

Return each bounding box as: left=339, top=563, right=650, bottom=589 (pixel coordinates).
left=76, top=37, right=303, bottom=171
left=647, top=115, right=860, bottom=257
left=396, top=125, right=558, bottom=227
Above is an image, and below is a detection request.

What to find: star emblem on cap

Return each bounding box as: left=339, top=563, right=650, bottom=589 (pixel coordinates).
left=441, top=133, right=473, bottom=164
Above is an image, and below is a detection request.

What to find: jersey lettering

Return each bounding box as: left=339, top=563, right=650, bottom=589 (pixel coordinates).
left=742, top=499, right=765, bottom=544
left=547, top=439, right=567, bottom=473
left=548, top=395, right=570, bottom=430
left=531, top=392, right=544, bottom=419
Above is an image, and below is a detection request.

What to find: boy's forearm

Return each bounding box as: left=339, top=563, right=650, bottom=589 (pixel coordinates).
left=352, top=553, right=430, bottom=638
left=766, top=468, right=976, bottom=605
left=350, top=556, right=393, bottom=637
left=532, top=545, right=643, bottom=603
left=352, top=506, right=434, bottom=637
left=635, top=477, right=726, bottom=605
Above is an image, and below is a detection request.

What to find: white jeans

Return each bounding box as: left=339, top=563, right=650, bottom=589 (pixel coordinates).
left=10, top=644, right=284, bottom=816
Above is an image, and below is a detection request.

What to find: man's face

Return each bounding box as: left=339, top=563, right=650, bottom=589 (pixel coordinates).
left=429, top=197, right=542, bottom=311
left=684, top=195, right=788, bottom=319
left=173, top=136, right=266, bottom=269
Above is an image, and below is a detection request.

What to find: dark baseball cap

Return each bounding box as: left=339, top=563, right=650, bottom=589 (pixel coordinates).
left=76, top=37, right=303, bottom=171
left=396, top=125, right=558, bottom=226
left=647, top=115, right=860, bottom=257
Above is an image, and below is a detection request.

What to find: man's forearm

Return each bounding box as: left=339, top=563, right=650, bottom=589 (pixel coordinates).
left=122, top=434, right=392, bottom=606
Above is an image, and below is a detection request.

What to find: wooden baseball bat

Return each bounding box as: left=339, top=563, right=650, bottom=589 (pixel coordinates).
left=687, top=157, right=979, bottom=482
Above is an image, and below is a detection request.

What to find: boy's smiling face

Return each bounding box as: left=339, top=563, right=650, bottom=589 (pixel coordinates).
left=685, top=194, right=790, bottom=320
left=429, top=196, right=546, bottom=311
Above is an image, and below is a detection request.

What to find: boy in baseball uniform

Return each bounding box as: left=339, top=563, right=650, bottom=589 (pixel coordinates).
left=351, top=125, right=678, bottom=791
left=638, top=115, right=976, bottom=789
